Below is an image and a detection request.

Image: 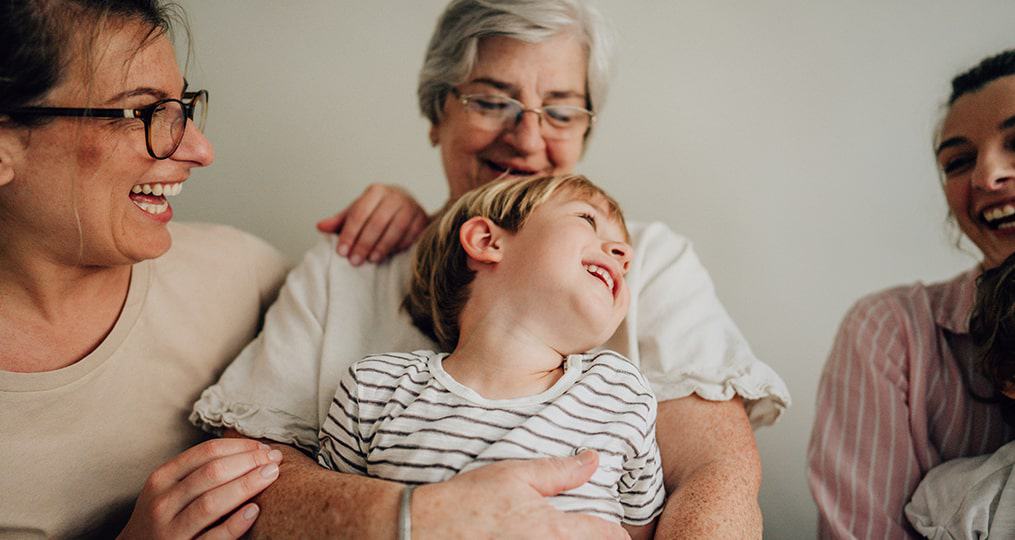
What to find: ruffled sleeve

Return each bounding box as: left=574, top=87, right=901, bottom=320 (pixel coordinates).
left=190, top=237, right=336, bottom=452
left=614, top=222, right=790, bottom=427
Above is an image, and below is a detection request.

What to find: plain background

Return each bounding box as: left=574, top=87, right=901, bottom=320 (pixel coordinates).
left=174, top=1, right=1015, bottom=536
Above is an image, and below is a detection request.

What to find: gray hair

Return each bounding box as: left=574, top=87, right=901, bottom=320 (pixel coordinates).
left=417, top=0, right=613, bottom=131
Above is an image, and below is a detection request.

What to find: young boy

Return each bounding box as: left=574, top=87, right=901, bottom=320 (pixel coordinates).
left=905, top=253, right=1015, bottom=538
left=316, top=174, right=664, bottom=537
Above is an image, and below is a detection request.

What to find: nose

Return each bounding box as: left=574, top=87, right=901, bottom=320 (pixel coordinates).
left=971, top=145, right=1015, bottom=191
left=172, top=124, right=215, bottom=166
left=501, top=109, right=547, bottom=155
left=605, top=240, right=632, bottom=273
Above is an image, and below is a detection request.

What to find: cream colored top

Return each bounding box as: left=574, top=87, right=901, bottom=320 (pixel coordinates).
left=0, top=223, right=288, bottom=539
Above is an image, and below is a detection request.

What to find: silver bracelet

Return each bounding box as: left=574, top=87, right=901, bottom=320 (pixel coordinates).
left=398, top=484, right=416, bottom=540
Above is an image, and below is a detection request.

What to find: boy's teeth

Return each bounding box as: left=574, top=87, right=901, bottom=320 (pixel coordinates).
left=131, top=183, right=183, bottom=196
left=585, top=264, right=614, bottom=292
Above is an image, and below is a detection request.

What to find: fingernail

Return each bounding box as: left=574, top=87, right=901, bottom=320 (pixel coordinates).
left=260, top=463, right=279, bottom=478
left=267, top=449, right=283, bottom=462
left=577, top=450, right=596, bottom=466
left=243, top=505, right=259, bottom=520
left=369, top=252, right=381, bottom=263
left=338, top=244, right=350, bottom=256
left=258, top=443, right=270, bottom=451
left=350, top=254, right=362, bottom=266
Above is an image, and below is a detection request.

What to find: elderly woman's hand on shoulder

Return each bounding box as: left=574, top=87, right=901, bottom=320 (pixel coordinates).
left=316, top=183, right=429, bottom=265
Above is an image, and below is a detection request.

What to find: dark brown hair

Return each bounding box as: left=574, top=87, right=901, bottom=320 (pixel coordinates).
left=970, top=251, right=1015, bottom=426
left=948, top=49, right=1015, bottom=105
left=0, top=0, right=181, bottom=127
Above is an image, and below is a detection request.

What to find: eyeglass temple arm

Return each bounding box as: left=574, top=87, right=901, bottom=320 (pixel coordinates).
left=0, top=107, right=134, bottom=119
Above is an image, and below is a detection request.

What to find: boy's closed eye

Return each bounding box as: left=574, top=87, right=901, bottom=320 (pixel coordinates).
left=577, top=212, right=597, bottom=230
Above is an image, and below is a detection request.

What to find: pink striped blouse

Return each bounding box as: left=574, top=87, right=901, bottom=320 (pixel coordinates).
left=808, top=268, right=1015, bottom=539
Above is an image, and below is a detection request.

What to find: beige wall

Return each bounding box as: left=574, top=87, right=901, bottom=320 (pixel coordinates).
left=175, top=1, right=1015, bottom=535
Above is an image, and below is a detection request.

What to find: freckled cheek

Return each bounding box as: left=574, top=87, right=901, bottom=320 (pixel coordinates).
left=74, top=135, right=110, bottom=171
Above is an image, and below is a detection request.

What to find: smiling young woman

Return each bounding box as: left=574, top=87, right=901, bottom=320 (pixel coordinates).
left=0, top=2, right=289, bottom=537
left=809, top=49, right=1015, bottom=538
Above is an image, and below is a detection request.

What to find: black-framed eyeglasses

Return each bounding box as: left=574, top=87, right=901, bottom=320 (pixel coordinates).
left=0, top=83, right=208, bottom=160
left=449, top=87, right=594, bottom=140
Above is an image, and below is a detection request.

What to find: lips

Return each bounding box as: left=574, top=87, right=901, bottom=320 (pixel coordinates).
left=483, top=159, right=540, bottom=177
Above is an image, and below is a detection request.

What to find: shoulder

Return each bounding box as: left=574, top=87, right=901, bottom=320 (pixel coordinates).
left=838, top=271, right=971, bottom=338
left=288, top=234, right=414, bottom=293
left=166, top=222, right=279, bottom=261
left=164, top=222, right=286, bottom=275
left=627, top=220, right=693, bottom=258
left=624, top=221, right=714, bottom=294
left=351, top=351, right=434, bottom=385
left=164, top=222, right=289, bottom=302
left=580, top=351, right=656, bottom=401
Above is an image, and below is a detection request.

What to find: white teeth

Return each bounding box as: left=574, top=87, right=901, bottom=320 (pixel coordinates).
left=131, top=199, right=169, bottom=215
left=1001, top=221, right=1015, bottom=230
left=983, top=204, right=1015, bottom=223
left=130, top=183, right=183, bottom=197
left=585, top=264, right=614, bottom=293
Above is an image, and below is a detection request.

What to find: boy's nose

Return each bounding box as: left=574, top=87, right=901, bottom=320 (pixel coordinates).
left=605, top=241, right=632, bottom=273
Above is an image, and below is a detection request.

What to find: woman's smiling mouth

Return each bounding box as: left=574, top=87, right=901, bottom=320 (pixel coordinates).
left=129, top=182, right=183, bottom=216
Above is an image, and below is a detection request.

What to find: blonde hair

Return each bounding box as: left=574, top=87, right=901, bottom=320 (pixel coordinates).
left=404, top=174, right=626, bottom=351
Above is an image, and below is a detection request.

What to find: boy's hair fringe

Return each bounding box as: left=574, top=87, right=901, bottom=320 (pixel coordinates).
left=403, top=173, right=626, bottom=351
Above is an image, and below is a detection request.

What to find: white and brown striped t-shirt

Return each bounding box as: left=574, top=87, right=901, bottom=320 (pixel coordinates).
left=317, top=350, right=665, bottom=525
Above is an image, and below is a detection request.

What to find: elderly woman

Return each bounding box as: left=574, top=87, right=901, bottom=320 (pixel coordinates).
left=193, top=0, right=790, bottom=537
left=0, top=1, right=290, bottom=537
left=808, top=49, right=1015, bottom=538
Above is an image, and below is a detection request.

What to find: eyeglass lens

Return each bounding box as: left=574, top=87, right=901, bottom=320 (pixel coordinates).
left=149, top=100, right=187, bottom=158
left=461, top=95, right=590, bottom=140
left=148, top=92, right=207, bottom=159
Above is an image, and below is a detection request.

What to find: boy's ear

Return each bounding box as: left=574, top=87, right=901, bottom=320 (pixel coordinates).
left=459, top=216, right=505, bottom=265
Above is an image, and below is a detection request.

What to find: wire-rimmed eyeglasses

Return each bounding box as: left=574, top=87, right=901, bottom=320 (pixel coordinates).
left=449, top=87, right=594, bottom=140
left=0, top=83, right=208, bottom=160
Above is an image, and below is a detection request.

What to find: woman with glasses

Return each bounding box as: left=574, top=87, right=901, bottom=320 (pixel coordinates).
left=193, top=0, right=790, bottom=537
left=0, top=1, right=289, bottom=537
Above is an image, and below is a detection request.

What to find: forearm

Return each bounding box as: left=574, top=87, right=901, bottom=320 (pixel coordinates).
left=653, top=396, right=762, bottom=539
left=223, top=431, right=402, bottom=539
